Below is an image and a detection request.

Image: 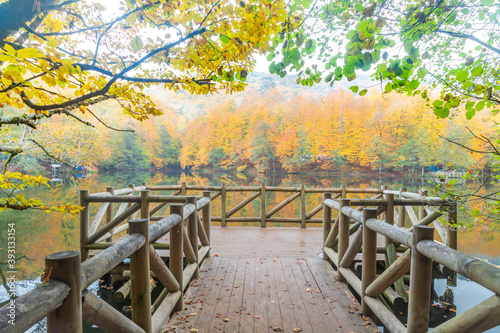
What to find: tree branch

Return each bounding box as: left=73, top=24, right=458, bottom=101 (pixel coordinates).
left=436, top=29, right=500, bottom=55
left=20, top=28, right=207, bottom=111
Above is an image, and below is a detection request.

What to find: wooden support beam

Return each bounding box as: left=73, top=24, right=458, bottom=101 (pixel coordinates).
left=322, top=193, right=332, bottom=260
left=151, top=291, right=182, bottom=333
left=105, top=186, right=115, bottom=242
left=386, top=244, right=409, bottom=302
left=197, top=214, right=209, bottom=246
left=170, top=205, right=184, bottom=313
left=149, top=245, right=180, bottom=292
left=81, top=234, right=145, bottom=290
left=183, top=225, right=198, bottom=264
left=300, top=184, right=306, bottom=228
left=202, top=191, right=211, bottom=257
left=337, top=199, right=351, bottom=281
left=266, top=192, right=301, bottom=218
left=80, top=190, right=90, bottom=261
left=89, top=202, right=110, bottom=235
left=87, top=203, right=141, bottom=244
left=261, top=183, right=266, bottom=227
left=187, top=197, right=199, bottom=279
left=129, top=218, right=152, bottom=333
left=361, top=208, right=378, bottom=315
left=363, top=296, right=407, bottom=333
left=82, top=290, right=145, bottom=333
left=226, top=191, right=261, bottom=218
left=407, top=225, right=434, bottom=333
left=339, top=226, right=363, bottom=268
left=221, top=183, right=227, bottom=227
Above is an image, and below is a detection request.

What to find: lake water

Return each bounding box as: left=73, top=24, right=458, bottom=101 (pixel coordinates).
left=0, top=170, right=499, bottom=331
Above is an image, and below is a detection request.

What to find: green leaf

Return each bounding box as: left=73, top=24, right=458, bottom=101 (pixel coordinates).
left=476, top=101, right=485, bottom=111
left=409, top=80, right=419, bottom=90
left=359, top=89, right=367, bottom=96
left=384, top=82, right=392, bottom=93
left=269, top=62, right=276, bottom=74
left=471, top=66, right=483, bottom=77
left=456, top=70, right=468, bottom=82
left=325, top=72, right=334, bottom=83
left=349, top=86, right=359, bottom=93
left=266, top=53, right=274, bottom=61
left=346, top=30, right=356, bottom=40
left=130, top=36, right=143, bottom=51
left=432, top=100, right=443, bottom=108
left=466, top=109, right=476, bottom=119
left=481, top=0, right=494, bottom=5
left=220, top=34, right=231, bottom=44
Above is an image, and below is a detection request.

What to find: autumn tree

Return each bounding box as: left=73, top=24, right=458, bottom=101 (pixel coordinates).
left=0, top=0, right=304, bottom=210
left=269, top=0, right=500, bottom=118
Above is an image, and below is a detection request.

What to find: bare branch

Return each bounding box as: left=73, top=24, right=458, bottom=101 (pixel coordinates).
left=20, top=28, right=207, bottom=111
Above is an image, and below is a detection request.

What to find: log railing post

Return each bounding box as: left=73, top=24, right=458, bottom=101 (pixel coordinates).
left=141, top=190, right=150, bottom=220
left=203, top=191, right=211, bottom=257
left=80, top=190, right=90, bottom=261
left=361, top=208, right=378, bottom=315
left=380, top=185, right=387, bottom=219
left=127, top=184, right=135, bottom=223
left=46, top=251, right=82, bottom=333
left=384, top=193, right=395, bottom=246
left=419, top=189, right=428, bottom=220
left=398, top=187, right=406, bottom=228
left=261, top=183, right=266, bottom=228
left=341, top=184, right=347, bottom=199
left=407, top=225, right=434, bottom=333
left=181, top=181, right=187, bottom=196
left=322, top=193, right=332, bottom=260
left=105, top=186, right=114, bottom=243
left=129, top=219, right=151, bottom=333
left=221, top=183, right=227, bottom=227
left=337, top=198, right=351, bottom=281
left=446, top=202, right=458, bottom=286
left=300, top=184, right=306, bottom=228
left=187, top=196, right=199, bottom=279
left=170, top=205, right=184, bottom=313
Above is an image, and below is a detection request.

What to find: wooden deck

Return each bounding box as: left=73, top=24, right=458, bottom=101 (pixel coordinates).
left=163, top=227, right=378, bottom=333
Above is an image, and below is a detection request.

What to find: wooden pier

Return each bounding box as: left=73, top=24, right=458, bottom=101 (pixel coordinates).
left=0, top=183, right=499, bottom=333
left=166, top=227, right=376, bottom=333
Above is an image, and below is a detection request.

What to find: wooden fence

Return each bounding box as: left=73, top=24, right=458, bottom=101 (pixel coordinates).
left=0, top=187, right=212, bottom=333
left=322, top=189, right=500, bottom=333
left=148, top=182, right=383, bottom=227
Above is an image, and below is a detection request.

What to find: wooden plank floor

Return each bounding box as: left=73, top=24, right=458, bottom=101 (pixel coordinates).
left=162, top=228, right=379, bottom=332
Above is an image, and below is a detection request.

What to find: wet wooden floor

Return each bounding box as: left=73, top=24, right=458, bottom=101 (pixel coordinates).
left=163, top=228, right=378, bottom=333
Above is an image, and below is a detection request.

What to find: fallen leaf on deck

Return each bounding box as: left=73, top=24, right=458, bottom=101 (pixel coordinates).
left=324, top=311, right=328, bottom=315
left=293, top=328, right=302, bottom=332
left=273, top=327, right=282, bottom=332
left=189, top=329, right=198, bottom=333
left=189, top=312, right=197, bottom=316
left=223, top=318, right=230, bottom=322
left=306, top=288, right=312, bottom=292
left=254, top=314, right=260, bottom=319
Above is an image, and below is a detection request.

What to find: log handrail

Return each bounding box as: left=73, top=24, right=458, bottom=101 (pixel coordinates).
left=0, top=190, right=212, bottom=333
left=321, top=191, right=500, bottom=333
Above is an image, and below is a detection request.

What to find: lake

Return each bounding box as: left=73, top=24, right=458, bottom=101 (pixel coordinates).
left=1, top=169, right=499, bottom=331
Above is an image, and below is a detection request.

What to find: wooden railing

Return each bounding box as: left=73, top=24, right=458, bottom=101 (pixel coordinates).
left=0, top=188, right=212, bottom=333
left=148, top=182, right=383, bottom=227
left=322, top=189, right=500, bottom=333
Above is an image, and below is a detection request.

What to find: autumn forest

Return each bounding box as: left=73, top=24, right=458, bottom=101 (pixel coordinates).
left=4, top=74, right=493, bottom=177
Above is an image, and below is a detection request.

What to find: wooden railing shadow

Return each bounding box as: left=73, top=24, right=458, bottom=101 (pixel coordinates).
left=322, top=189, right=500, bottom=333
